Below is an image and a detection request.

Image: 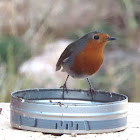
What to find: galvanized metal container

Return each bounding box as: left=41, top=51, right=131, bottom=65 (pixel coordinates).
left=10, top=88, right=128, bottom=134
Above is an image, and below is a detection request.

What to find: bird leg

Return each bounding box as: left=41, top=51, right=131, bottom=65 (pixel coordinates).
left=60, top=75, right=69, bottom=99
left=87, top=78, right=95, bottom=100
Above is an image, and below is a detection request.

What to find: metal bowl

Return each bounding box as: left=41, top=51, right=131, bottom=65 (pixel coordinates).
left=10, top=88, right=128, bottom=134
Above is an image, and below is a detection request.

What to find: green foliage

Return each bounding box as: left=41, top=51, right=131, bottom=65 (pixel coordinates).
left=0, top=56, right=32, bottom=102
left=0, top=35, right=32, bottom=102
left=0, top=68, right=33, bottom=102
left=0, top=35, right=31, bottom=71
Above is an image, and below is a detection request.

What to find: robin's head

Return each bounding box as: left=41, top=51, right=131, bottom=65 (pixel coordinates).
left=91, top=31, right=116, bottom=43
left=84, top=31, right=116, bottom=50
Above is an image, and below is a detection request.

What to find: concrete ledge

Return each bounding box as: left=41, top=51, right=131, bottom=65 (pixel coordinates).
left=0, top=103, right=140, bottom=140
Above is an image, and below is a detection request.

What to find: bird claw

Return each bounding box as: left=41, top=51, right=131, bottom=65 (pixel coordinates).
left=89, top=88, right=95, bottom=93
left=60, top=83, right=68, bottom=93
left=87, top=88, right=95, bottom=101
left=60, top=83, right=68, bottom=99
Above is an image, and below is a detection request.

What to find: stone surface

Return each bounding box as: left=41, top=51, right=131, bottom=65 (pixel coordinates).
left=0, top=103, right=140, bottom=140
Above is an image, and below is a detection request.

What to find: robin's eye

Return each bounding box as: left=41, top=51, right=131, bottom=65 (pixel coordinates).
left=94, top=35, right=99, bottom=40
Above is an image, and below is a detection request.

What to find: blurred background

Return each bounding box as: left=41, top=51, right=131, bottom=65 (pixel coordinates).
left=0, top=0, right=140, bottom=102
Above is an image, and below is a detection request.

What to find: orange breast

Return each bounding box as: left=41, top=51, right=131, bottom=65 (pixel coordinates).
left=70, top=39, right=106, bottom=76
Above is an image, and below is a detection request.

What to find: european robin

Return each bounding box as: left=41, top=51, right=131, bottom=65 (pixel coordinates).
left=56, top=31, right=116, bottom=99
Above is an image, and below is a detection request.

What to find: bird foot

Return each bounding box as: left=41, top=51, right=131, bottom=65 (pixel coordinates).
left=89, top=87, right=95, bottom=93
left=60, top=83, right=68, bottom=93
left=87, top=88, right=95, bottom=101
left=60, top=83, right=68, bottom=99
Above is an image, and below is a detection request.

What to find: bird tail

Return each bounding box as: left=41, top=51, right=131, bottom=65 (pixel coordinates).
left=56, top=65, right=61, bottom=71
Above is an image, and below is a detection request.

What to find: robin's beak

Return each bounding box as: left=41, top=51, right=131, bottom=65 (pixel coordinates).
left=106, top=37, right=116, bottom=41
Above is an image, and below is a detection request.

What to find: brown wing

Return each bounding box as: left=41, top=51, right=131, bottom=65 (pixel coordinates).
left=56, top=42, right=75, bottom=71
left=56, top=32, right=93, bottom=71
